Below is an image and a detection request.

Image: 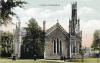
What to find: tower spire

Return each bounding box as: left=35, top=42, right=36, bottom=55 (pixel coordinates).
left=70, top=2, right=78, bottom=35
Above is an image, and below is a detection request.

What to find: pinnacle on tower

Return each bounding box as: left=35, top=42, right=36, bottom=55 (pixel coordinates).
left=72, top=2, right=77, bottom=21
left=57, top=19, right=59, bottom=23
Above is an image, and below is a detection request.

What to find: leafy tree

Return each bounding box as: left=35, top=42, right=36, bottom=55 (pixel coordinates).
left=21, top=18, right=44, bottom=59
left=0, top=0, right=26, bottom=57
left=92, top=30, right=100, bottom=60
left=92, top=30, right=100, bottom=50
left=0, top=31, right=13, bottom=57
left=0, top=0, right=26, bottom=25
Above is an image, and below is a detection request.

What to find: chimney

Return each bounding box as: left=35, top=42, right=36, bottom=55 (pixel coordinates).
left=43, top=20, right=46, bottom=49
left=43, top=20, right=46, bottom=33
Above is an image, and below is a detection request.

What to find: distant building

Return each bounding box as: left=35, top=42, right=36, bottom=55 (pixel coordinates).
left=44, top=2, right=82, bottom=59
left=84, top=47, right=92, bottom=53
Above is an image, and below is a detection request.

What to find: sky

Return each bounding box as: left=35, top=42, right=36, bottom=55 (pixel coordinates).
left=1, top=0, right=100, bottom=47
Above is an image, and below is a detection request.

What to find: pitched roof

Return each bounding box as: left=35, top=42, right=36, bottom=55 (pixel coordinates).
left=46, top=22, right=69, bottom=38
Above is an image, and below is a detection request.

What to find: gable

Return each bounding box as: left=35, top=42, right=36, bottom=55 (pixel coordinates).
left=46, top=23, right=69, bottom=39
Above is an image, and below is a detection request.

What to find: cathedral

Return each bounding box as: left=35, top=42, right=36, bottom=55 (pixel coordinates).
left=44, top=2, right=82, bottom=59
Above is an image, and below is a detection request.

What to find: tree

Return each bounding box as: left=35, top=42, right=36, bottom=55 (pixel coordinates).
left=0, top=0, right=26, bottom=25
left=92, top=30, right=100, bottom=62
left=0, top=31, right=13, bottom=57
left=21, top=18, right=44, bottom=59
left=92, top=30, right=100, bottom=50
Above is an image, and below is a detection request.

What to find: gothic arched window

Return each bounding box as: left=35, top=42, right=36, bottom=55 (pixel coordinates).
left=53, top=40, right=56, bottom=54
left=60, top=40, right=62, bottom=55
left=57, top=38, right=59, bottom=54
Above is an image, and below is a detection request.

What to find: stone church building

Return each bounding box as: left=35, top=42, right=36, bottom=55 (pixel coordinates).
left=44, top=2, right=82, bottom=59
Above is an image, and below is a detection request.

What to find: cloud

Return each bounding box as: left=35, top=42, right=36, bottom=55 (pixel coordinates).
left=78, top=7, right=96, bottom=19
left=22, top=4, right=71, bottom=19
left=25, top=8, right=43, bottom=17
left=14, top=4, right=71, bottom=29
left=79, top=7, right=95, bottom=15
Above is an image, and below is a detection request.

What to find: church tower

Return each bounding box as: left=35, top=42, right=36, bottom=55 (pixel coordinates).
left=69, top=2, right=82, bottom=58
left=69, top=2, right=78, bottom=36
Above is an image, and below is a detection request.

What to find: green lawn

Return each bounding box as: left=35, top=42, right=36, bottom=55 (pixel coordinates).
left=0, top=58, right=60, bottom=63
left=83, top=58, right=100, bottom=63
left=66, top=58, right=100, bottom=63
left=0, top=58, right=100, bottom=63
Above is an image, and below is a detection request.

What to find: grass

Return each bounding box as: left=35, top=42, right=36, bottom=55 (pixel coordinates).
left=0, top=58, right=100, bottom=63
left=82, top=58, right=100, bottom=63
left=0, top=58, right=60, bottom=63
left=66, top=58, right=100, bottom=63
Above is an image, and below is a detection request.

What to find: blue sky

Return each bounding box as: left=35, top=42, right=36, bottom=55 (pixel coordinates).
left=2, top=0, right=100, bottom=47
